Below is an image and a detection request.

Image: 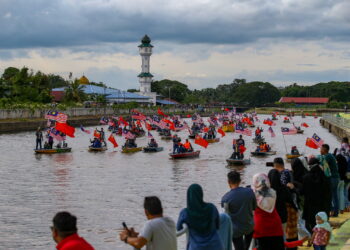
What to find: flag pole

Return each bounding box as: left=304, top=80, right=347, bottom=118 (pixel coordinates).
left=282, top=133, right=288, bottom=154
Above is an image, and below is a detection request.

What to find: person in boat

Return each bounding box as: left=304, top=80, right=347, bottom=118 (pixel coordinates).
left=125, top=138, right=137, bottom=148
left=291, top=146, right=300, bottom=155
left=172, top=134, right=181, bottom=153
left=90, top=138, right=102, bottom=148
left=35, top=127, right=43, bottom=150
left=231, top=140, right=240, bottom=159
left=183, top=139, right=193, bottom=152
left=237, top=135, right=245, bottom=147
left=255, top=145, right=261, bottom=153
left=97, top=128, right=106, bottom=146
left=48, top=134, right=54, bottom=149
left=44, top=141, right=50, bottom=149
left=148, top=138, right=158, bottom=148
left=163, top=129, right=171, bottom=137
left=255, top=128, right=262, bottom=139
left=178, top=142, right=187, bottom=153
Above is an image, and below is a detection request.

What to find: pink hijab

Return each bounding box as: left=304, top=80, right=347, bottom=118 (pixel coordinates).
left=252, top=173, right=276, bottom=213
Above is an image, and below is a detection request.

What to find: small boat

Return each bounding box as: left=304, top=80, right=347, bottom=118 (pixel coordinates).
left=188, top=134, right=197, bottom=139
left=222, top=125, right=235, bottom=132
left=286, top=154, right=302, bottom=160
left=297, top=129, right=304, bottom=134
left=143, top=147, right=164, bottom=153
left=206, top=138, right=220, bottom=143
left=122, top=147, right=143, bottom=153
left=249, top=124, right=255, bottom=128
left=253, top=137, right=265, bottom=144
left=161, top=135, right=173, bottom=140
left=135, top=131, right=145, bottom=138
left=251, top=151, right=277, bottom=157
left=88, top=146, right=107, bottom=152
left=272, top=117, right=278, bottom=120
left=283, top=120, right=290, bottom=123
left=226, top=158, right=251, bottom=166
left=169, top=150, right=200, bottom=159
left=34, top=147, right=72, bottom=154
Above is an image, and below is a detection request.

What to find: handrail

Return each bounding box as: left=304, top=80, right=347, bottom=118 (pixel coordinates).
left=322, top=113, right=350, bottom=130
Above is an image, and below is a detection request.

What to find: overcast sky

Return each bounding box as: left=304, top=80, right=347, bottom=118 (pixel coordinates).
left=0, top=0, right=349, bottom=90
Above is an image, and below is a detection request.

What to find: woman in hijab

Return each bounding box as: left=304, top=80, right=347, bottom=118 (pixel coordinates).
left=335, top=154, right=348, bottom=214
left=177, top=184, right=224, bottom=250
left=303, top=158, right=331, bottom=233
left=252, top=173, right=285, bottom=250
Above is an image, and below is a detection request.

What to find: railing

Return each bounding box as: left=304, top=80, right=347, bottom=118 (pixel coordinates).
left=322, top=113, right=350, bottom=129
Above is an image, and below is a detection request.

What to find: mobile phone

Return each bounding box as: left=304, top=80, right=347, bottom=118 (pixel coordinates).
left=266, top=162, right=274, bottom=167
left=122, top=222, right=129, bottom=231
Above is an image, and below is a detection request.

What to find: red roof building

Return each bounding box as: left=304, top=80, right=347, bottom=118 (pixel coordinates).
left=279, top=97, right=329, bottom=105
left=51, top=90, right=65, bottom=102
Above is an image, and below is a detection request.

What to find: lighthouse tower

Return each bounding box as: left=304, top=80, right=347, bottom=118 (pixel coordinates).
left=137, top=35, right=157, bottom=105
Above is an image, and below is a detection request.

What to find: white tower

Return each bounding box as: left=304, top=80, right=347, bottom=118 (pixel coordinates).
left=137, top=35, right=157, bottom=105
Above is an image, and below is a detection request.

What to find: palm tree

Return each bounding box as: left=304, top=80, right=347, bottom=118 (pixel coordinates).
left=65, top=79, right=86, bottom=103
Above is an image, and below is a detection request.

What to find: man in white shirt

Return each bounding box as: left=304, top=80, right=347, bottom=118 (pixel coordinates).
left=119, top=196, right=177, bottom=250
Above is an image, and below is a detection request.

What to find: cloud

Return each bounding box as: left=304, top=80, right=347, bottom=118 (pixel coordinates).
left=0, top=0, right=349, bottom=49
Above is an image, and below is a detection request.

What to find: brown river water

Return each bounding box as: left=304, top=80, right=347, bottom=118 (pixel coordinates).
left=0, top=115, right=340, bottom=249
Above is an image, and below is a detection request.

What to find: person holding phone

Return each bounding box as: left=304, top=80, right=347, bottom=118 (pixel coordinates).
left=119, top=196, right=177, bottom=250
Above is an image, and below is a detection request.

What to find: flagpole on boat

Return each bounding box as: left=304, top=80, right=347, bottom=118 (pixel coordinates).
left=282, top=133, right=288, bottom=154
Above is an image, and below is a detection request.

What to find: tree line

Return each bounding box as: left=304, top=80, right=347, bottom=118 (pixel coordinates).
left=1, top=66, right=349, bottom=108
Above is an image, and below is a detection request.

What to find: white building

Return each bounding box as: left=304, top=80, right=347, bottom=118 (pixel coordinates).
left=137, top=35, right=157, bottom=105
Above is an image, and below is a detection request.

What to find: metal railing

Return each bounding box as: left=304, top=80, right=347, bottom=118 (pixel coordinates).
left=322, top=113, right=350, bottom=129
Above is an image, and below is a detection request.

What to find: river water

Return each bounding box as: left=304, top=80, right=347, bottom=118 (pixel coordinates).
left=0, top=115, right=340, bottom=249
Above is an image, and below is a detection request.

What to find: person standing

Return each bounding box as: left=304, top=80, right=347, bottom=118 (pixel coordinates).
left=303, top=158, right=331, bottom=233
left=119, top=196, right=177, bottom=250
left=319, top=144, right=340, bottom=217
left=51, top=211, right=94, bottom=250
left=35, top=127, right=43, bottom=150
left=177, top=184, right=224, bottom=250
left=221, top=171, right=256, bottom=250
left=252, top=173, right=285, bottom=250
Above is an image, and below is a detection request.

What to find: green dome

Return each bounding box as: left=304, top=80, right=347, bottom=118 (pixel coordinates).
left=141, top=35, right=151, bottom=44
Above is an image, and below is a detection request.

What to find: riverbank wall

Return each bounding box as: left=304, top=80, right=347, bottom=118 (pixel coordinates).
left=320, top=114, right=350, bottom=140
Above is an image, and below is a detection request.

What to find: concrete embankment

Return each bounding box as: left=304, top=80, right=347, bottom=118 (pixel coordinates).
left=320, top=118, right=350, bottom=140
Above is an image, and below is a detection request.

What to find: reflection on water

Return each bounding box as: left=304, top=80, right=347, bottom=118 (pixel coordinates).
left=0, top=115, right=340, bottom=249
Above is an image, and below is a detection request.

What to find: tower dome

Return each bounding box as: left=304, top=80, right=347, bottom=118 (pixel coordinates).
left=138, top=35, right=153, bottom=48
left=79, top=75, right=89, bottom=85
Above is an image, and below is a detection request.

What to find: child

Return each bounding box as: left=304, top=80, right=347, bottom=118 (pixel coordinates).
left=309, top=212, right=332, bottom=250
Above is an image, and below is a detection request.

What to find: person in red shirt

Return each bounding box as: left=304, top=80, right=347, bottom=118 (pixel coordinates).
left=252, top=173, right=285, bottom=250
left=51, top=211, right=94, bottom=250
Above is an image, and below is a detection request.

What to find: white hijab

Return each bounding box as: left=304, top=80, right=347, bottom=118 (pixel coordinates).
left=252, top=173, right=276, bottom=213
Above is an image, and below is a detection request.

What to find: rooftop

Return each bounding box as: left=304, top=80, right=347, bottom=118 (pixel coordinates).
left=279, top=97, right=329, bottom=104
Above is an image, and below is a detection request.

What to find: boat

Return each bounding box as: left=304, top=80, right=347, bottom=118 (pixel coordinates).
left=34, top=147, right=72, bottom=154
left=122, top=147, right=143, bottom=153
left=249, top=124, right=255, bottom=128
left=297, top=129, right=304, bottom=134
left=143, top=147, right=164, bottom=153
left=188, top=134, right=197, bottom=139
left=226, top=158, right=251, bottom=166
left=251, top=151, right=277, bottom=157
left=169, top=150, right=200, bottom=159
left=88, top=146, right=107, bottom=152
left=161, top=135, right=173, bottom=140
left=135, top=131, right=145, bottom=138
left=222, top=125, right=235, bottom=132
left=253, top=137, right=265, bottom=144
left=285, top=154, right=302, bottom=160
left=283, top=120, right=290, bottom=123
left=272, top=117, right=278, bottom=120
left=206, top=138, right=220, bottom=143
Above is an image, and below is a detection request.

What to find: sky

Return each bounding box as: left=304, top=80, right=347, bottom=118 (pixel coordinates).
left=0, top=0, right=349, bottom=90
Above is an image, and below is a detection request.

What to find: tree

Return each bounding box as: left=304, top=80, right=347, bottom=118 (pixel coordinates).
left=233, top=81, right=281, bottom=107
left=151, top=79, right=190, bottom=102
left=64, top=79, right=86, bottom=103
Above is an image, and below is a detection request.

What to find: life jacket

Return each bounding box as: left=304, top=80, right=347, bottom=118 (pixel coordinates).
left=184, top=142, right=191, bottom=149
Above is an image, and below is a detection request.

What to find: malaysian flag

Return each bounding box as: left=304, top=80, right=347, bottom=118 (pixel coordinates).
left=235, top=124, right=252, bottom=136
left=311, top=133, right=324, bottom=147
left=49, top=128, right=65, bottom=141
left=281, top=127, right=297, bottom=135
left=125, top=132, right=135, bottom=139
left=268, top=127, right=276, bottom=137
left=45, top=111, right=68, bottom=123
left=147, top=132, right=153, bottom=139
left=80, top=125, right=91, bottom=134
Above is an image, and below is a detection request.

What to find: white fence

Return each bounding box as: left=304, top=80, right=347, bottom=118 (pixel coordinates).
left=322, top=113, right=350, bottom=129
